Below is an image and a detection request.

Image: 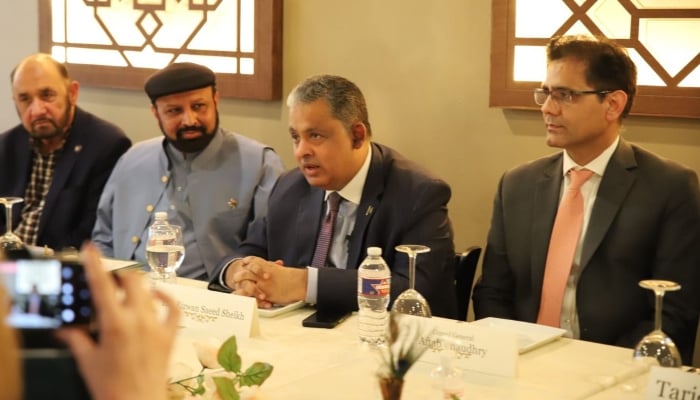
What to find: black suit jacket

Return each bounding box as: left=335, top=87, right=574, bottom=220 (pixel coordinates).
left=212, top=142, right=457, bottom=318
left=0, top=107, right=131, bottom=250
left=473, top=139, right=700, bottom=362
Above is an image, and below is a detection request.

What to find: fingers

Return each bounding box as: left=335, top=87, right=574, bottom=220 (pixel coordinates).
left=152, top=290, right=181, bottom=331
left=79, top=242, right=118, bottom=319
left=119, top=270, right=150, bottom=308
left=233, top=279, right=259, bottom=297
left=232, top=268, right=259, bottom=286
left=240, top=258, right=272, bottom=279
left=256, top=299, right=274, bottom=309
left=56, top=328, right=95, bottom=361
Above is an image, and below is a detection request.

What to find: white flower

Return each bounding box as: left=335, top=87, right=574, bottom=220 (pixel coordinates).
left=193, top=338, right=223, bottom=369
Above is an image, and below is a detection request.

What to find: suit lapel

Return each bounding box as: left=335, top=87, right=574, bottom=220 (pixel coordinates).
left=10, top=138, right=32, bottom=223
left=38, top=134, right=81, bottom=235
left=580, top=140, right=636, bottom=268
left=347, top=144, right=384, bottom=269
left=531, top=156, right=563, bottom=294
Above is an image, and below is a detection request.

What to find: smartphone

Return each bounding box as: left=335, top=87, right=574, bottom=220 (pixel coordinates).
left=0, top=258, right=95, bottom=347
left=302, top=310, right=350, bottom=329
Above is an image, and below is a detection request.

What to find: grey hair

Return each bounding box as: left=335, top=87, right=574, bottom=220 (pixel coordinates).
left=286, top=74, right=372, bottom=136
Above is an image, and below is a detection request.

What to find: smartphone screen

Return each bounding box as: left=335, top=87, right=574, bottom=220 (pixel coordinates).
left=302, top=310, right=350, bottom=329
left=0, top=259, right=94, bottom=330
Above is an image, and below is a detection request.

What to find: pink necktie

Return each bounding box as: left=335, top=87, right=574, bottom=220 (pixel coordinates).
left=537, top=168, right=594, bottom=327
left=311, top=192, right=342, bottom=268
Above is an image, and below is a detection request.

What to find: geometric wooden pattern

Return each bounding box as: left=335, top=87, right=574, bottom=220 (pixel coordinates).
left=39, top=0, right=283, bottom=100
left=490, top=0, right=700, bottom=119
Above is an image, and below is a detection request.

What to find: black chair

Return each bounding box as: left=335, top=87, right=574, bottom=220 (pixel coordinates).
left=454, top=246, right=482, bottom=321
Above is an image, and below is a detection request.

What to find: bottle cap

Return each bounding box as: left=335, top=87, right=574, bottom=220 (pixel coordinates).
left=367, top=247, right=382, bottom=256
left=155, top=211, right=168, bottom=220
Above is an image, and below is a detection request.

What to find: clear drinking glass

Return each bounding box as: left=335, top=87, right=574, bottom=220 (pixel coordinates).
left=0, top=197, right=25, bottom=251
left=632, top=279, right=682, bottom=367
left=146, top=224, right=185, bottom=283
left=430, top=336, right=465, bottom=400
left=391, top=244, right=432, bottom=317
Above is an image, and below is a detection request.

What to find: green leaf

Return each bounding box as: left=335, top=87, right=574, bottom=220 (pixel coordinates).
left=218, top=336, right=242, bottom=373
left=213, top=376, right=240, bottom=400
left=239, top=362, right=274, bottom=387
left=192, top=382, right=206, bottom=396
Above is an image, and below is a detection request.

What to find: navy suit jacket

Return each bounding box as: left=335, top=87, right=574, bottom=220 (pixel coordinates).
left=473, top=139, right=700, bottom=362
left=212, top=142, right=457, bottom=318
left=0, top=107, right=131, bottom=250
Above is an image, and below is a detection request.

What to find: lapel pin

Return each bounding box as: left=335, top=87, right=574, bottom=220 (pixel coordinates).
left=74, top=145, right=82, bottom=153
left=365, top=205, right=374, bottom=216
left=227, top=198, right=238, bottom=208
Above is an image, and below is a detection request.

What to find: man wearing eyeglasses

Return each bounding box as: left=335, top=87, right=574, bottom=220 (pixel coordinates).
left=473, top=35, right=700, bottom=363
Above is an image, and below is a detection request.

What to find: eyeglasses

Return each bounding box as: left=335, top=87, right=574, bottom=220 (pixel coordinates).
left=534, top=88, right=613, bottom=106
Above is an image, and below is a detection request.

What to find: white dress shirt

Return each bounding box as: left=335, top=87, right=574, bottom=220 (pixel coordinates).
left=305, top=147, right=372, bottom=303
left=559, top=136, right=619, bottom=338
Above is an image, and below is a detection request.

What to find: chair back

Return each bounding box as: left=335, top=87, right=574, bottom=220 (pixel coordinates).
left=454, top=245, right=482, bottom=321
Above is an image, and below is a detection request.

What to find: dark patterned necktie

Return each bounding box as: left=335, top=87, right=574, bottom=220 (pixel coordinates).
left=311, top=192, right=342, bottom=268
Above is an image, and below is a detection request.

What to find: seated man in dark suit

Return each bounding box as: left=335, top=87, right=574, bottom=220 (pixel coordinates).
left=0, top=53, right=131, bottom=251
left=472, top=35, right=700, bottom=363
left=211, top=75, right=457, bottom=318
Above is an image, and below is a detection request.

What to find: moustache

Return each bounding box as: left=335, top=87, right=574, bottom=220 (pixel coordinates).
left=31, top=117, right=54, bottom=126
left=176, top=125, right=207, bottom=140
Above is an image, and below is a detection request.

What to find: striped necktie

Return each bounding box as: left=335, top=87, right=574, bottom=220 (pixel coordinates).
left=311, top=192, right=342, bottom=268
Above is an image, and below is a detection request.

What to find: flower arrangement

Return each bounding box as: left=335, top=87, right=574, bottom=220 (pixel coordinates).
left=376, top=312, right=430, bottom=400
left=169, top=335, right=273, bottom=400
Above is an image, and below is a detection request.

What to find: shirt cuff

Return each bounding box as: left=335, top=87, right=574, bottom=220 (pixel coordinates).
left=218, top=258, right=242, bottom=289
left=305, top=266, right=318, bottom=304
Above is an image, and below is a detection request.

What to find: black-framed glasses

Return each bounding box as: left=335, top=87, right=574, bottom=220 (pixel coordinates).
left=534, top=88, right=613, bottom=106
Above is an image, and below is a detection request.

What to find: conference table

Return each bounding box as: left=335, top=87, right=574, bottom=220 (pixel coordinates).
left=168, top=277, right=656, bottom=400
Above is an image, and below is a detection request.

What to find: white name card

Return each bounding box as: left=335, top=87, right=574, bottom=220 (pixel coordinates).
left=646, top=366, right=700, bottom=400
left=413, top=316, right=518, bottom=377
left=154, top=281, right=260, bottom=340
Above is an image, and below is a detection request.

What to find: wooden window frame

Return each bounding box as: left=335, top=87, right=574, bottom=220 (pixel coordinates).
left=38, top=0, right=283, bottom=101
left=489, top=0, right=700, bottom=119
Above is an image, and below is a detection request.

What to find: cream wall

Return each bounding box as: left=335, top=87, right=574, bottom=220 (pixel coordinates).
left=2, top=1, right=699, bottom=350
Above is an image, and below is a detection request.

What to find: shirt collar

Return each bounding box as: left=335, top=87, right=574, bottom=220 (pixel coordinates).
left=324, top=145, right=372, bottom=205
left=562, top=136, right=619, bottom=177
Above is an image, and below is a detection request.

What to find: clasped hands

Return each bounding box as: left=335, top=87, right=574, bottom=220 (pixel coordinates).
left=225, top=256, right=307, bottom=308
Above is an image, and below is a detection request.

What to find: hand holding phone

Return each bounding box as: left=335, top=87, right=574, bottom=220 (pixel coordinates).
left=0, top=258, right=95, bottom=348
left=302, top=310, right=350, bottom=329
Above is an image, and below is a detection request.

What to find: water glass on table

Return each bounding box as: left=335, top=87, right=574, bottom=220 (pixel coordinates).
left=0, top=197, right=25, bottom=251
left=146, top=215, right=185, bottom=283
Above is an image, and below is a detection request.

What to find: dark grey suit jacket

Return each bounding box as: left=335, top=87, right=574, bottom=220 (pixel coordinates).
left=0, top=107, right=131, bottom=250
left=473, top=139, right=700, bottom=362
left=212, top=142, right=457, bottom=318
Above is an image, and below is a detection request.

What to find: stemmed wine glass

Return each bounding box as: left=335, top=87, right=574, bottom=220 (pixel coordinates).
left=146, top=224, right=185, bottom=283
left=391, top=244, right=432, bottom=317
left=632, top=279, right=682, bottom=367
left=0, top=197, right=25, bottom=251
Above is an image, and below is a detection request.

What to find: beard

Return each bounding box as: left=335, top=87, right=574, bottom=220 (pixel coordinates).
left=160, top=112, right=219, bottom=153
left=25, top=97, right=73, bottom=141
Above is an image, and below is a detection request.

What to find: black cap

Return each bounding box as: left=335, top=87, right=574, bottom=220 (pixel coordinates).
left=144, top=62, right=216, bottom=103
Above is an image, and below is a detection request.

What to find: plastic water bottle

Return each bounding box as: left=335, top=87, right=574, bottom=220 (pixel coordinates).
left=357, top=246, right=391, bottom=345
left=145, top=212, right=185, bottom=282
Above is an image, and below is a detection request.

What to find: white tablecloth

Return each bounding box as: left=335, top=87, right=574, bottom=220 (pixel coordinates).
left=169, top=278, right=652, bottom=399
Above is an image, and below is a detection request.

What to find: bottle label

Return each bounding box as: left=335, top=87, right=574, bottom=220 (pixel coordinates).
left=359, top=277, right=390, bottom=297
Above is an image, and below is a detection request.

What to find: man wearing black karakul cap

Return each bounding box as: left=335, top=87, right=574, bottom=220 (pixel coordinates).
left=92, top=62, right=285, bottom=280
